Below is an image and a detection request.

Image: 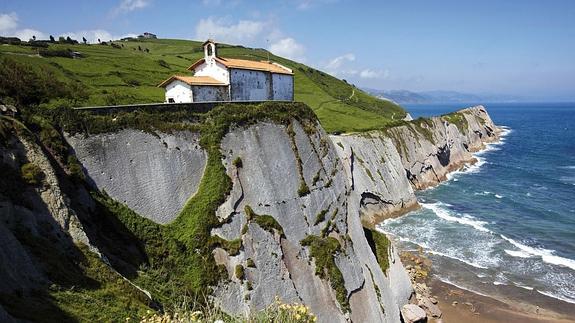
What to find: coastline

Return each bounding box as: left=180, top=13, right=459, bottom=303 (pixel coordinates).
left=401, top=251, right=575, bottom=323
left=384, top=122, right=575, bottom=321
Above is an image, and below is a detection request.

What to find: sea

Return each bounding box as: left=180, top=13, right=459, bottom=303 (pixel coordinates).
left=378, top=102, right=575, bottom=305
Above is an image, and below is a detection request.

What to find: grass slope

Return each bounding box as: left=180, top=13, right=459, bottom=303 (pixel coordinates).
left=0, top=38, right=405, bottom=132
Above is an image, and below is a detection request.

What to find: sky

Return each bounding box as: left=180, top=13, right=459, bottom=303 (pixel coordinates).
left=1, top=0, right=574, bottom=101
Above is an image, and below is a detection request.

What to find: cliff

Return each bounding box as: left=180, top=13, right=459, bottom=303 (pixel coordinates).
left=0, top=103, right=499, bottom=322
left=331, top=105, right=500, bottom=225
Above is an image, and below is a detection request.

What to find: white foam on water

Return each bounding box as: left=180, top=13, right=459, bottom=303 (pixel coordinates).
left=513, top=282, right=534, bottom=291
left=501, top=235, right=575, bottom=271
left=437, top=277, right=491, bottom=297
left=504, top=249, right=532, bottom=258
left=379, top=228, right=491, bottom=270
left=421, top=202, right=491, bottom=233
left=427, top=250, right=490, bottom=270
left=559, top=176, right=575, bottom=185
left=494, top=194, right=503, bottom=199
left=537, top=290, right=575, bottom=305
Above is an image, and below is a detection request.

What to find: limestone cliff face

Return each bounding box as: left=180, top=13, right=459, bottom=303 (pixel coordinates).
left=67, top=129, right=206, bottom=224
left=331, top=105, right=500, bottom=224
left=211, top=121, right=412, bottom=322
left=69, top=121, right=413, bottom=322
left=0, top=104, right=499, bottom=322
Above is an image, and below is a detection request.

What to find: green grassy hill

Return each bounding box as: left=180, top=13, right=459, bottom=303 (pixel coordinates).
left=0, top=38, right=406, bottom=132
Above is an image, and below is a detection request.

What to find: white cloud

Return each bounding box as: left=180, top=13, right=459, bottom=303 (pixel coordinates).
left=269, top=37, right=306, bottom=61
left=0, top=12, right=18, bottom=32
left=195, top=17, right=266, bottom=45
left=359, top=69, right=390, bottom=79
left=13, top=28, right=47, bottom=41
left=194, top=16, right=307, bottom=62
left=112, top=0, right=151, bottom=15
left=296, top=0, right=337, bottom=10
left=326, top=53, right=355, bottom=70
left=0, top=12, right=46, bottom=41
left=61, top=30, right=138, bottom=43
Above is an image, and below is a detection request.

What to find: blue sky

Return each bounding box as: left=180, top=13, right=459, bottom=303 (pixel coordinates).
left=1, top=0, right=574, bottom=100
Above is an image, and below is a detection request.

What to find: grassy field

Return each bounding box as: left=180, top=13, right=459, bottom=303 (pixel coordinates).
left=0, top=38, right=406, bottom=132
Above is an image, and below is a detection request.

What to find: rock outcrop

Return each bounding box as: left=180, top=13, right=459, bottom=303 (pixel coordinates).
left=67, top=129, right=206, bottom=224
left=0, top=103, right=500, bottom=322
left=332, top=105, right=500, bottom=224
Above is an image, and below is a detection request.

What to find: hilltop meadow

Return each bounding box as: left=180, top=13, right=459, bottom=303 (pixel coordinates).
left=0, top=37, right=406, bottom=133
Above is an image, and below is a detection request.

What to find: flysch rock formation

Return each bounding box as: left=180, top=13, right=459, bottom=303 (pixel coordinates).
left=212, top=121, right=412, bottom=322
left=49, top=104, right=499, bottom=322
left=331, top=105, right=500, bottom=225
left=67, top=129, right=207, bottom=224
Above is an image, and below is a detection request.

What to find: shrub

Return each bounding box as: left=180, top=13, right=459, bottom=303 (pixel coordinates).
left=232, top=156, right=243, bottom=168
left=21, top=163, right=44, bottom=185
left=124, top=78, right=141, bottom=87
left=0, top=57, right=69, bottom=106
left=298, top=181, right=310, bottom=197
left=246, top=258, right=255, bottom=268
left=235, top=264, right=245, bottom=280
left=67, top=155, right=85, bottom=182
left=300, top=235, right=348, bottom=312
left=39, top=49, right=74, bottom=58
left=314, top=209, right=328, bottom=225
left=157, top=59, right=169, bottom=68
left=364, top=228, right=391, bottom=275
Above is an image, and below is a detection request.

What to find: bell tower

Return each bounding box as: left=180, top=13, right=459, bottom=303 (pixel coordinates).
left=203, top=39, right=217, bottom=62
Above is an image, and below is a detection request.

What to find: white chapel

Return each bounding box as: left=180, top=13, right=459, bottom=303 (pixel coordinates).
left=159, top=39, right=294, bottom=103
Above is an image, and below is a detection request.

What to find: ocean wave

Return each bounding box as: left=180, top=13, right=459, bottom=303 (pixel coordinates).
left=559, top=176, right=575, bottom=185
left=436, top=277, right=491, bottom=297
left=421, top=202, right=491, bottom=233
left=494, top=194, right=503, bottom=199
left=427, top=250, right=489, bottom=269
left=537, top=290, right=575, bottom=305
left=513, top=282, right=534, bottom=291
left=379, top=230, right=490, bottom=270
left=501, top=235, right=575, bottom=271
left=504, top=249, right=531, bottom=258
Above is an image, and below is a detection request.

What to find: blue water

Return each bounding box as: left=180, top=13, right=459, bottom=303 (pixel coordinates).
left=379, top=103, right=575, bottom=304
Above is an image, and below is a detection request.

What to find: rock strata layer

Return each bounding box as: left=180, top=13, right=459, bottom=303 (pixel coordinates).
left=331, top=105, right=499, bottom=224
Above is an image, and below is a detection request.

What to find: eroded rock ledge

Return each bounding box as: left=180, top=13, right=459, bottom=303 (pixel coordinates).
left=331, top=105, right=500, bottom=225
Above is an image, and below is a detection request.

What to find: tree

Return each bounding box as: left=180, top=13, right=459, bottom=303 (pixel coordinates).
left=32, top=35, right=36, bottom=41
left=49, top=35, right=55, bottom=42
left=58, top=36, right=66, bottom=43
left=82, top=37, right=87, bottom=44
left=97, top=38, right=101, bottom=43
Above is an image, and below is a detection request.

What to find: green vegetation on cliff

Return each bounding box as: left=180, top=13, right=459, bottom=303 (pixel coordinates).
left=0, top=38, right=406, bottom=132
left=364, top=228, right=391, bottom=275
left=0, top=100, right=321, bottom=321
left=300, top=235, right=349, bottom=312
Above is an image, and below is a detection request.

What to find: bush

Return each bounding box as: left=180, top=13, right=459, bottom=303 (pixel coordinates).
left=157, top=59, right=170, bottom=68
left=232, top=156, right=243, bottom=168
left=0, top=57, right=69, bottom=106
left=124, top=78, right=141, bottom=87
left=235, top=264, right=244, bottom=280
left=297, top=181, right=310, bottom=197
left=39, top=49, right=74, bottom=58
left=21, top=163, right=44, bottom=185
